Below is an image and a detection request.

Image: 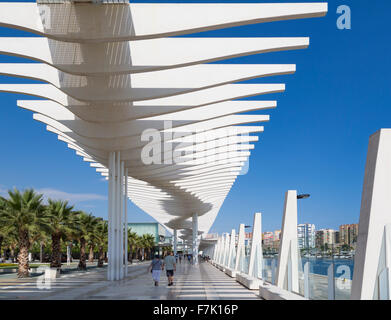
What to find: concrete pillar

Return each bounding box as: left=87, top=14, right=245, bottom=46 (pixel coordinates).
left=107, top=151, right=115, bottom=281
left=212, top=239, right=217, bottom=261
left=119, top=159, right=124, bottom=280
left=248, top=212, right=263, bottom=279
left=227, top=229, right=236, bottom=269
left=224, top=233, right=230, bottom=267
left=220, top=233, right=226, bottom=265
left=351, top=129, right=391, bottom=299
left=114, top=151, right=121, bottom=280
left=276, top=190, right=299, bottom=293
left=235, top=224, right=245, bottom=272
left=66, top=245, right=71, bottom=266
left=173, top=229, right=178, bottom=256
left=215, top=236, right=220, bottom=262
left=192, top=213, right=198, bottom=265
left=222, top=234, right=227, bottom=265
left=124, top=168, right=128, bottom=276
left=219, top=234, right=225, bottom=265
left=107, top=151, right=127, bottom=281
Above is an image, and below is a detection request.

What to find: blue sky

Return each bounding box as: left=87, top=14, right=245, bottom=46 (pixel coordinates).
left=0, top=0, right=390, bottom=235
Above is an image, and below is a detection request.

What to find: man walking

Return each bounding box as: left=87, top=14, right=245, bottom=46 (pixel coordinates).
left=163, top=251, right=176, bottom=286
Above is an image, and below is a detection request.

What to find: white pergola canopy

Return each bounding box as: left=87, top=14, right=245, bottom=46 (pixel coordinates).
left=0, top=1, right=327, bottom=244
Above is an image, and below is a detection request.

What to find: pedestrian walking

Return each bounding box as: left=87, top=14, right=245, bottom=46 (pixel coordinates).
left=148, top=254, right=163, bottom=286
left=163, top=251, right=176, bottom=286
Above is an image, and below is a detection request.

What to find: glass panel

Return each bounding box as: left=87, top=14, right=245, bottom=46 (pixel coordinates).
left=262, top=257, right=276, bottom=283
left=242, top=244, right=250, bottom=274
left=334, top=258, right=353, bottom=299
left=296, top=256, right=353, bottom=299
left=229, top=246, right=236, bottom=269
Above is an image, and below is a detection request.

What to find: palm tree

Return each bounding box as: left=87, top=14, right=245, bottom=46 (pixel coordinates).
left=127, top=229, right=138, bottom=263
left=141, top=234, right=155, bottom=260
left=75, top=212, right=98, bottom=270
left=0, top=226, right=5, bottom=261
left=28, top=224, right=50, bottom=263
left=95, top=220, right=107, bottom=267
left=2, top=231, right=18, bottom=262
left=0, top=189, right=51, bottom=277
left=87, top=217, right=101, bottom=263
left=45, top=199, right=76, bottom=269
left=0, top=197, right=6, bottom=259
left=135, top=235, right=144, bottom=261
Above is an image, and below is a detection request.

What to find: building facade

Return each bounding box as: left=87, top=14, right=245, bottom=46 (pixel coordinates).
left=128, top=222, right=168, bottom=245
left=263, top=232, right=274, bottom=249
left=339, top=224, right=359, bottom=247
left=315, top=229, right=336, bottom=248
left=298, top=223, right=316, bottom=249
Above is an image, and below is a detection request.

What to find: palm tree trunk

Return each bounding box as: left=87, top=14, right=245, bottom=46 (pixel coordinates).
left=88, top=244, right=94, bottom=262
left=50, top=233, right=62, bottom=269
left=40, top=242, right=44, bottom=263
left=98, top=246, right=104, bottom=267
left=69, top=243, right=73, bottom=262
left=0, top=236, right=3, bottom=258
left=0, top=236, right=4, bottom=258
left=17, top=230, right=30, bottom=278
left=129, top=245, right=133, bottom=264
left=78, top=238, right=87, bottom=270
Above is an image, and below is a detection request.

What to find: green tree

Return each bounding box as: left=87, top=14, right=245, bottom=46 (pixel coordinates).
left=141, top=234, right=155, bottom=260
left=46, top=199, right=77, bottom=269
left=75, top=212, right=98, bottom=270
left=95, top=219, right=107, bottom=267
left=0, top=197, right=6, bottom=259
left=127, top=229, right=138, bottom=263
left=87, top=217, right=101, bottom=263
left=0, top=189, right=51, bottom=277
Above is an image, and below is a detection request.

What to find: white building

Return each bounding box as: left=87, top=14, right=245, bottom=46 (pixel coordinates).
left=297, top=223, right=316, bottom=249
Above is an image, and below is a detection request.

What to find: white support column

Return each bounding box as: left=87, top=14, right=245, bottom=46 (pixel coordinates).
left=107, top=151, right=115, bottom=281
left=221, top=233, right=229, bottom=266
left=221, top=234, right=227, bottom=265
left=276, top=190, right=299, bottom=293
left=66, top=244, right=71, bottom=266
left=223, top=233, right=230, bottom=267
left=227, top=229, right=236, bottom=269
left=351, top=129, right=391, bottom=300
left=173, top=229, right=178, bottom=256
left=215, top=236, right=221, bottom=263
left=235, top=224, right=245, bottom=273
left=219, top=235, right=224, bottom=264
left=192, top=213, right=198, bottom=265
left=248, top=212, right=263, bottom=279
left=214, top=236, right=221, bottom=262
left=124, top=168, right=128, bottom=276
left=225, top=233, right=231, bottom=267
left=220, top=233, right=226, bottom=265
left=112, top=151, right=122, bottom=280
left=212, top=239, right=217, bottom=261
left=119, top=160, right=124, bottom=280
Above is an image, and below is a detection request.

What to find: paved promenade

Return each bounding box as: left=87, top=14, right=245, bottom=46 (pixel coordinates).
left=0, top=261, right=260, bottom=300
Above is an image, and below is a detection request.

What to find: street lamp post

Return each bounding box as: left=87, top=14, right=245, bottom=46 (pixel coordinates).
left=297, top=194, right=311, bottom=257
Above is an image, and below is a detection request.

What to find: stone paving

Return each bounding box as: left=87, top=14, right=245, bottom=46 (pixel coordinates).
left=0, top=260, right=260, bottom=300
